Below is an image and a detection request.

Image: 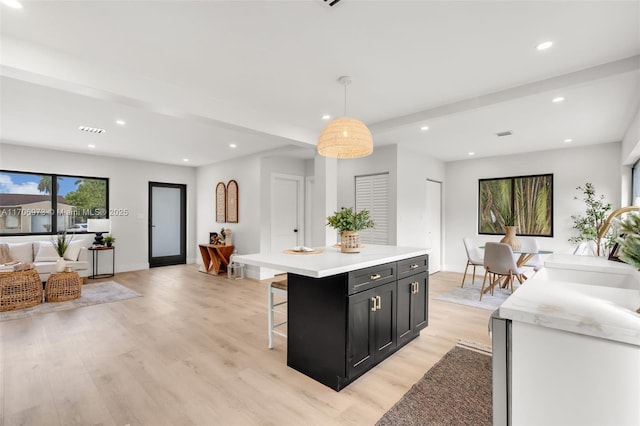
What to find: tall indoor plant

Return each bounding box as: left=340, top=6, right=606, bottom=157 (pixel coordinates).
left=326, top=207, right=375, bottom=253
left=569, top=183, right=612, bottom=256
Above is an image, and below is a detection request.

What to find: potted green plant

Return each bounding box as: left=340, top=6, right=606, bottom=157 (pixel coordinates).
left=51, top=231, right=73, bottom=272
left=326, top=207, right=375, bottom=253
left=103, top=235, right=116, bottom=247
left=569, top=183, right=612, bottom=256
left=616, top=212, right=640, bottom=270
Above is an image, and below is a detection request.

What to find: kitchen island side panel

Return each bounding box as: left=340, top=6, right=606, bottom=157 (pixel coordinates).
left=287, top=273, right=349, bottom=390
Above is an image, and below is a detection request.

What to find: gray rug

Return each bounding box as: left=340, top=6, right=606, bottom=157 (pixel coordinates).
left=434, top=279, right=513, bottom=311
left=376, top=343, right=492, bottom=426
left=1, top=281, right=141, bottom=321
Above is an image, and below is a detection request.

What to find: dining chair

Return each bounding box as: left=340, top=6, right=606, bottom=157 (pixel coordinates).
left=462, top=237, right=484, bottom=287
left=480, top=242, right=526, bottom=301
left=518, top=237, right=543, bottom=273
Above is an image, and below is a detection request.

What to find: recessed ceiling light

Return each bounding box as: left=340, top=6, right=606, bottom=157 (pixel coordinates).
left=88, top=144, right=96, bottom=149
left=420, top=126, right=429, bottom=131
left=468, top=152, right=476, bottom=156
left=183, top=158, right=189, bottom=162
left=536, top=41, right=553, bottom=51
left=115, top=120, right=126, bottom=126
left=229, top=143, right=237, bottom=148
left=564, top=138, right=573, bottom=143
left=322, top=114, right=331, bottom=120
left=78, top=125, right=106, bottom=134
left=2, top=0, right=23, bottom=9
left=552, top=96, right=565, bottom=103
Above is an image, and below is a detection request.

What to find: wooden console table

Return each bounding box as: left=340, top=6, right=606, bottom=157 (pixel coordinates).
left=199, top=244, right=234, bottom=276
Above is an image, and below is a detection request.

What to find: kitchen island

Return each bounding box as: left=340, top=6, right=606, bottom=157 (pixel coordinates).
left=235, top=245, right=429, bottom=391
left=495, top=255, right=640, bottom=425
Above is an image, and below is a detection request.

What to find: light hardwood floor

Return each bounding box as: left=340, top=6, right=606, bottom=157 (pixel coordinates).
left=0, top=266, right=493, bottom=426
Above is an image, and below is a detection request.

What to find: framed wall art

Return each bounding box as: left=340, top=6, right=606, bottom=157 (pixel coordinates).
left=216, top=182, right=226, bottom=223
left=478, top=173, right=553, bottom=237
left=226, top=180, right=238, bottom=223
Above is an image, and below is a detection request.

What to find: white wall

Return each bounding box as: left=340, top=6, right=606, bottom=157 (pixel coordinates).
left=196, top=154, right=261, bottom=258
left=196, top=153, right=309, bottom=280
left=337, top=145, right=398, bottom=244
left=444, top=142, right=622, bottom=272
left=396, top=145, right=446, bottom=249
left=0, top=143, right=197, bottom=272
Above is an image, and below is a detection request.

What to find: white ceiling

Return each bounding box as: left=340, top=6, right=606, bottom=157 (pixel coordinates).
left=1, top=0, right=639, bottom=167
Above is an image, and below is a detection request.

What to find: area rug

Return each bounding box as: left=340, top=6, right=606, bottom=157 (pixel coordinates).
left=1, top=281, right=141, bottom=322
left=376, top=341, right=492, bottom=426
left=434, top=281, right=513, bottom=311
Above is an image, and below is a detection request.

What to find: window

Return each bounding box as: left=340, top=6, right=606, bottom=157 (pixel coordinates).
left=355, top=173, right=389, bottom=244
left=478, top=174, right=553, bottom=237
left=0, top=170, right=108, bottom=236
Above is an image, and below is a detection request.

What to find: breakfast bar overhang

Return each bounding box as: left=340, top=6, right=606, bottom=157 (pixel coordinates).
left=235, top=245, right=430, bottom=391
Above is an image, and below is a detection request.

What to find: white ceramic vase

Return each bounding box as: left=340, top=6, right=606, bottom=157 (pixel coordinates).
left=56, top=257, right=66, bottom=273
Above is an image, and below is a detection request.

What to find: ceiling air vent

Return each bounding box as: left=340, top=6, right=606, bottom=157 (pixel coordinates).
left=496, top=130, right=513, bottom=137
left=78, top=126, right=106, bottom=134
left=322, top=0, right=342, bottom=6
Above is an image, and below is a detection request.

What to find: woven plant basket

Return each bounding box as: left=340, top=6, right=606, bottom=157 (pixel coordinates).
left=0, top=269, right=42, bottom=312
left=341, top=231, right=362, bottom=253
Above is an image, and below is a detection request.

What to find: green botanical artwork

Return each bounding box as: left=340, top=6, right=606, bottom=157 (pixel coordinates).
left=479, top=174, right=553, bottom=236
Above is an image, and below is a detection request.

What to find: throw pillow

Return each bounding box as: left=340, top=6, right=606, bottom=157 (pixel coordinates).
left=34, top=241, right=60, bottom=262
left=8, top=242, right=34, bottom=263
left=0, top=243, right=14, bottom=264
left=64, top=240, right=84, bottom=261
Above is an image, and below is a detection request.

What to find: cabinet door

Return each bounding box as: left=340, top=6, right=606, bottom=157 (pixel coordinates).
left=396, top=275, right=415, bottom=347
left=347, top=288, right=376, bottom=379
left=412, top=272, right=429, bottom=332
left=373, top=281, right=397, bottom=360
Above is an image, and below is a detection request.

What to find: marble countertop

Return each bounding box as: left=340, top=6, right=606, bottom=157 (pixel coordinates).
left=500, top=258, right=640, bottom=346
left=234, top=244, right=429, bottom=278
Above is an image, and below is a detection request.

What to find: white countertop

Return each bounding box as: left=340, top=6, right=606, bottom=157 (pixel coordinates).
left=500, top=256, right=640, bottom=346
left=234, top=244, right=429, bottom=278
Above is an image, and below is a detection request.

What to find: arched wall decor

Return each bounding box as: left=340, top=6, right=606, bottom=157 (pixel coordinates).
left=226, top=180, right=239, bottom=223
left=216, top=182, right=226, bottom=223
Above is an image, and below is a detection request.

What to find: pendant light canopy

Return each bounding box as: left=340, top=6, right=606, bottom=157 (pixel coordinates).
left=317, top=76, right=373, bottom=159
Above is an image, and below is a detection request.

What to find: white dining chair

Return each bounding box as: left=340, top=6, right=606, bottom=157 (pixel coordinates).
left=518, top=237, right=543, bottom=273
left=481, top=242, right=526, bottom=301
left=462, top=237, right=484, bottom=287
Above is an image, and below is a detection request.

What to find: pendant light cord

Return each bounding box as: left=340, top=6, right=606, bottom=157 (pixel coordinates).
left=343, top=83, right=348, bottom=116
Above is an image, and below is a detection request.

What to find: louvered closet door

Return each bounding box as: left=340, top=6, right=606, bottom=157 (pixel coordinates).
left=355, top=173, right=389, bottom=245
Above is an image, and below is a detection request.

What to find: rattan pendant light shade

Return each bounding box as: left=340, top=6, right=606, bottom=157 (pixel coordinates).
left=317, top=76, right=373, bottom=159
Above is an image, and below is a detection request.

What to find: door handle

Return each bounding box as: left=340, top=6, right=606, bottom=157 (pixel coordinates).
left=371, top=297, right=377, bottom=312
left=376, top=295, right=381, bottom=310
left=370, top=273, right=381, bottom=281
left=410, top=264, right=419, bottom=269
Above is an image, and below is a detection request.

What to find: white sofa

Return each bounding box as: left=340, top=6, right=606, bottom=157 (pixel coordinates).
left=0, top=239, right=90, bottom=282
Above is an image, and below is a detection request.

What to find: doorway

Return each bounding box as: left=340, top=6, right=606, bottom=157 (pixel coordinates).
left=271, top=173, right=304, bottom=253
left=426, top=179, right=442, bottom=273
left=149, top=182, right=186, bottom=267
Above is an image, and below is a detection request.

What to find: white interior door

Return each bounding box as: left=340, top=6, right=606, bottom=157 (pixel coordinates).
left=426, top=179, right=442, bottom=273
left=271, top=174, right=303, bottom=252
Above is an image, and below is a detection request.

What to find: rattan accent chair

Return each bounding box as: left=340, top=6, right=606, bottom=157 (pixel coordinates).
left=0, top=269, right=43, bottom=311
